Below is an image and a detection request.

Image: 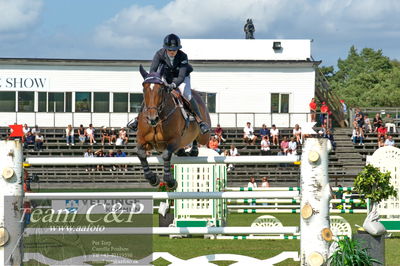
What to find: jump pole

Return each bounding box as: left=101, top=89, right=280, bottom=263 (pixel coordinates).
left=0, top=140, right=24, bottom=266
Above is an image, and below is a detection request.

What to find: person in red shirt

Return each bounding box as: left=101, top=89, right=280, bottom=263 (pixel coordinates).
left=208, top=136, right=221, bottom=154
left=309, top=98, right=317, bottom=122
left=377, top=125, right=388, bottom=142
left=320, top=102, right=329, bottom=127
left=214, top=124, right=226, bottom=144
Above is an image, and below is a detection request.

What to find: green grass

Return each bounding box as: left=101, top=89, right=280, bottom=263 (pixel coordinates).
left=25, top=189, right=400, bottom=265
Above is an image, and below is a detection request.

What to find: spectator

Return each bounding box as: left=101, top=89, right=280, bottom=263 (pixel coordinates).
left=377, top=125, right=388, bottom=142
left=383, top=113, right=396, bottom=133
left=292, top=124, right=302, bottom=144
left=320, top=102, right=329, bottom=127
left=224, top=150, right=235, bottom=172
left=247, top=177, right=257, bottom=189
left=261, top=177, right=270, bottom=188
left=31, top=125, right=40, bottom=135
left=364, top=114, right=372, bottom=133
left=260, top=136, right=271, bottom=155
left=107, top=149, right=117, bottom=171
left=288, top=137, right=297, bottom=154
left=287, top=148, right=297, bottom=159
left=229, top=144, right=239, bottom=156
left=66, top=124, right=75, bottom=146
left=378, top=137, right=385, bottom=148
left=373, top=113, right=383, bottom=132
left=115, top=149, right=128, bottom=171
left=110, top=128, right=117, bottom=144
left=22, top=124, right=31, bottom=135
left=270, top=124, right=279, bottom=146
left=118, top=127, right=129, bottom=145
left=243, top=122, right=257, bottom=145
left=340, top=99, right=347, bottom=115
left=309, top=98, right=317, bottom=122
left=384, top=135, right=395, bottom=146
left=23, top=131, right=35, bottom=150
left=208, top=136, right=221, bottom=154
left=101, top=126, right=111, bottom=145
left=277, top=148, right=286, bottom=156
left=324, top=130, right=336, bottom=150
left=352, top=126, right=364, bottom=146
left=86, top=124, right=96, bottom=145
left=84, top=148, right=94, bottom=172
left=214, top=124, right=226, bottom=144
left=94, top=148, right=105, bottom=171
left=78, top=124, right=86, bottom=144
left=34, top=133, right=44, bottom=151
left=259, top=124, right=270, bottom=140
left=280, top=136, right=289, bottom=153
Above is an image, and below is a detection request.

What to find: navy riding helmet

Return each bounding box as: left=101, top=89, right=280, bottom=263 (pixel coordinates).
left=163, top=34, right=182, bottom=51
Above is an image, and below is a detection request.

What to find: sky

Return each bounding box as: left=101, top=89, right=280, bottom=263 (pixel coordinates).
left=0, top=0, right=399, bottom=67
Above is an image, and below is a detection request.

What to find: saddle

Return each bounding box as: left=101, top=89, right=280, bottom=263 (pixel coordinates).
left=170, top=91, right=195, bottom=128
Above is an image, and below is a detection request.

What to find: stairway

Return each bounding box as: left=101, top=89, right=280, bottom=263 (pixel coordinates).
left=315, top=69, right=347, bottom=128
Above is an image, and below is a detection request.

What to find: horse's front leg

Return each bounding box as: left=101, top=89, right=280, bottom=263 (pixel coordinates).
left=161, top=147, right=178, bottom=190
left=137, top=144, right=159, bottom=186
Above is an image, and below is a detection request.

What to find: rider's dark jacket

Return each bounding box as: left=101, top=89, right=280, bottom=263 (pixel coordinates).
left=149, top=48, right=193, bottom=86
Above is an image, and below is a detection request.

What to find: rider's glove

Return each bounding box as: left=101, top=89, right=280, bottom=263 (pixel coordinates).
left=169, top=83, right=177, bottom=90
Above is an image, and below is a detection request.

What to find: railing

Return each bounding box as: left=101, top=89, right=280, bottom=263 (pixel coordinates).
left=0, top=111, right=323, bottom=128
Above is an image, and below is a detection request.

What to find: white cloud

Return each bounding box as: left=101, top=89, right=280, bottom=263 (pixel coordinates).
left=0, top=0, right=43, bottom=33
left=94, top=0, right=400, bottom=52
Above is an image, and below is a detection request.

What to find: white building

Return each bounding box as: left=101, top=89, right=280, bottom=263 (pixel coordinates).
left=0, top=39, right=319, bottom=128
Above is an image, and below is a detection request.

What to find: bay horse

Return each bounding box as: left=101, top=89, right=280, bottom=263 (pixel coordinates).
left=136, top=65, right=211, bottom=190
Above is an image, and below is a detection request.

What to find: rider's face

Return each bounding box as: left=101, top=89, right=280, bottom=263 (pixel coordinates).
left=167, top=49, right=178, bottom=57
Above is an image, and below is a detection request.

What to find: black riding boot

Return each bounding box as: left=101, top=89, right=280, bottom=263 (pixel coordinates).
left=189, top=98, right=210, bottom=134
left=127, top=102, right=144, bottom=131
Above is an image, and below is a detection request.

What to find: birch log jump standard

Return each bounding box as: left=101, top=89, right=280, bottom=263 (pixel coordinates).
left=0, top=140, right=24, bottom=266
left=300, top=138, right=332, bottom=266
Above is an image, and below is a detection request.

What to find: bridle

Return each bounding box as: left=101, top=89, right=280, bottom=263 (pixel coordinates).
left=142, top=76, right=177, bottom=126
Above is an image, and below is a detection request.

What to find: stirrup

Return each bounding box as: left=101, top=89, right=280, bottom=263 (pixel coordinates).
left=199, top=122, right=210, bottom=134
left=127, top=119, right=138, bottom=131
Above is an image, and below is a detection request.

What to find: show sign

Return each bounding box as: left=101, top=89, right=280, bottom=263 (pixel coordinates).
left=0, top=76, right=49, bottom=89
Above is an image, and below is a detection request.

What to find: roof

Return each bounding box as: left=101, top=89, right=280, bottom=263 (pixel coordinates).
left=181, top=39, right=312, bottom=61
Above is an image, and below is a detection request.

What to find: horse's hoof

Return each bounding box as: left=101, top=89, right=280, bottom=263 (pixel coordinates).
left=176, top=148, right=189, bottom=157
left=189, top=148, right=198, bottom=157
left=166, top=179, right=178, bottom=191
left=146, top=173, right=160, bottom=187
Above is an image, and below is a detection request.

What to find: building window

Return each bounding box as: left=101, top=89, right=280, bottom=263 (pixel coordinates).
left=0, top=91, right=16, bottom=112
left=271, top=93, right=289, bottom=113
left=18, top=91, right=34, bottom=112
left=66, top=92, right=72, bottom=112
left=130, top=93, right=143, bottom=113
left=38, top=92, right=47, bottom=112
left=199, top=92, right=216, bottom=113
left=75, top=92, right=91, bottom=112
left=94, top=92, right=109, bottom=112
left=48, top=92, right=64, bottom=112
left=114, top=93, right=128, bottom=112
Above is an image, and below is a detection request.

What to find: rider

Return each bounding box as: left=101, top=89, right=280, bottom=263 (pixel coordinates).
left=127, top=33, right=210, bottom=134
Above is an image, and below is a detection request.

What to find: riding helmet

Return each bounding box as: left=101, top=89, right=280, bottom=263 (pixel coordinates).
left=163, top=34, right=182, bottom=50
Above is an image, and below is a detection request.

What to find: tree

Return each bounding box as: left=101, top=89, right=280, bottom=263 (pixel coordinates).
left=320, top=46, right=400, bottom=107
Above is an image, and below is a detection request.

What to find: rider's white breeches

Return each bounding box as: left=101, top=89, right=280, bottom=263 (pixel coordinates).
left=178, top=76, right=192, bottom=101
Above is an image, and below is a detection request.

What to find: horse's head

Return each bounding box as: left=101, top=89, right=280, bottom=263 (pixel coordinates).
left=139, top=65, right=166, bottom=127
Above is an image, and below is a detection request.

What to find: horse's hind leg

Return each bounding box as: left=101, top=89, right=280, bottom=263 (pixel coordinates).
left=137, top=145, right=159, bottom=186
left=188, top=140, right=199, bottom=156
left=161, top=148, right=178, bottom=190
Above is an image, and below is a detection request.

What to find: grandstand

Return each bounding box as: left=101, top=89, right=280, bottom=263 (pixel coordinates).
left=2, top=124, right=397, bottom=189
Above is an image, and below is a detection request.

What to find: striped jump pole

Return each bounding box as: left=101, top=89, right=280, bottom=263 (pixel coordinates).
left=24, top=191, right=300, bottom=200
left=225, top=187, right=301, bottom=191
left=24, top=226, right=299, bottom=236
left=228, top=209, right=366, bottom=214
left=25, top=155, right=301, bottom=166
left=227, top=199, right=300, bottom=204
